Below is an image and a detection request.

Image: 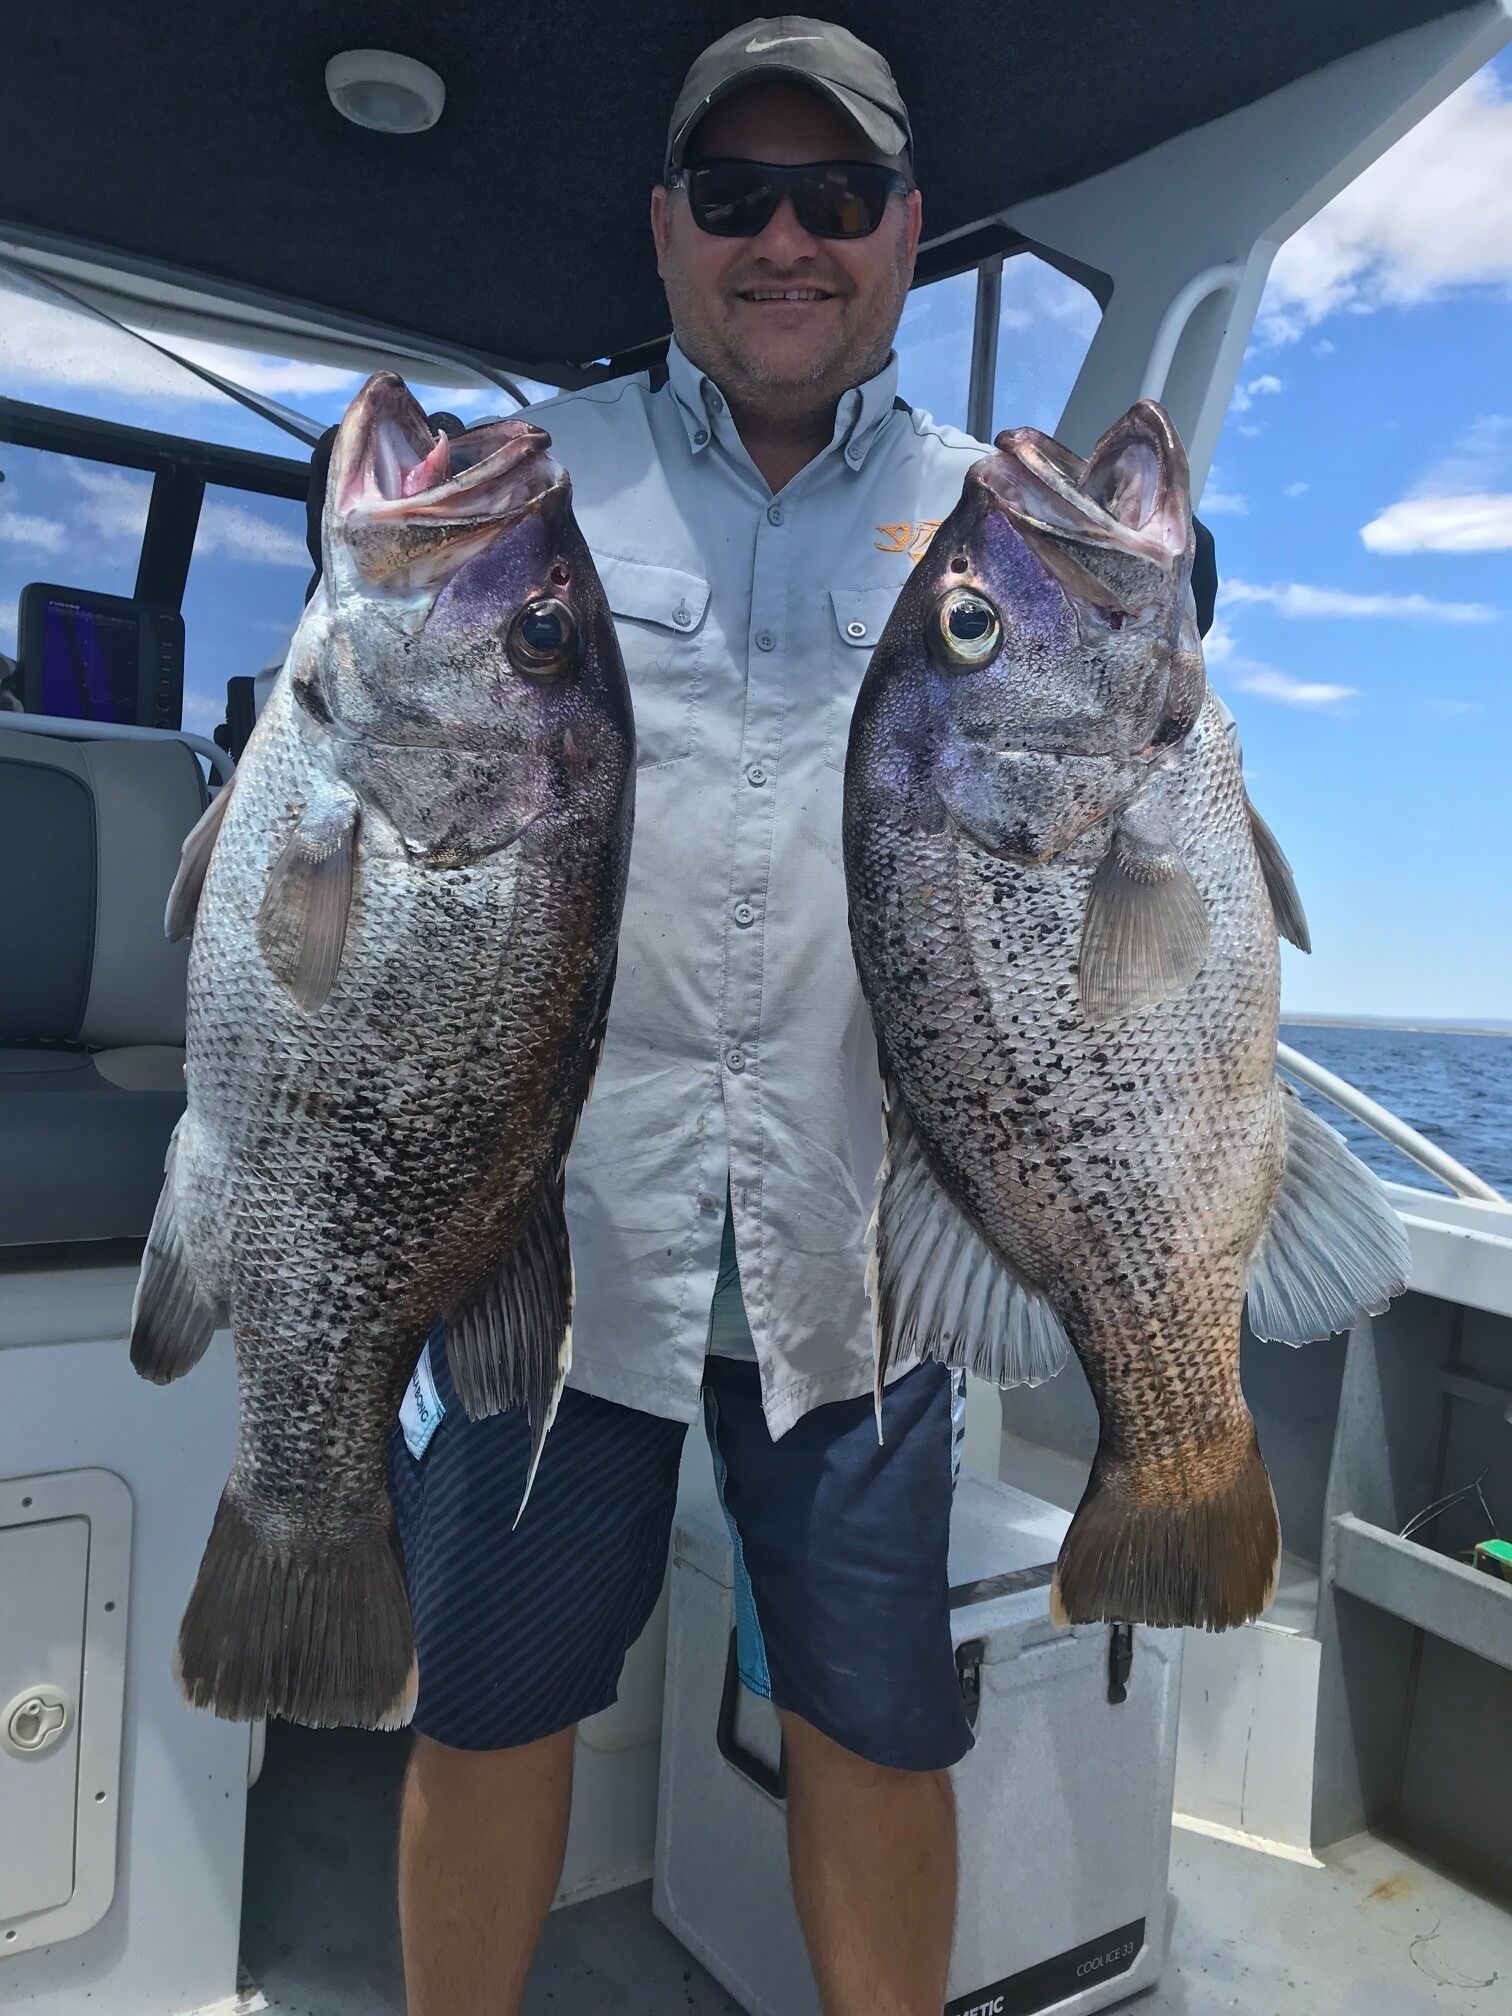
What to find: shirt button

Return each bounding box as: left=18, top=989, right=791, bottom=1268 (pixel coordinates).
left=846, top=619, right=868, bottom=640
left=767, top=503, right=784, bottom=526
left=745, top=763, right=768, bottom=787
left=755, top=630, right=775, bottom=652
left=697, top=1192, right=718, bottom=1214
left=707, top=389, right=724, bottom=412
left=673, top=603, right=693, bottom=628
left=725, top=1048, right=746, bottom=1074
left=846, top=445, right=862, bottom=466
left=733, top=900, right=755, bottom=927
left=693, top=428, right=709, bottom=446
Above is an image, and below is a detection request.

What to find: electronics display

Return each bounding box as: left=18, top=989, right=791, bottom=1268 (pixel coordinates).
left=17, top=582, right=185, bottom=730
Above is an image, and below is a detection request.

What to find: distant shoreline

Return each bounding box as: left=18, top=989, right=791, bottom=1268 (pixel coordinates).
left=1282, top=1015, right=1512, bottom=1040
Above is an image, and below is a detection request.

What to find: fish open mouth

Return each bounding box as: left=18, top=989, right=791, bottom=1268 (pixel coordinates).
left=327, top=374, right=564, bottom=589
left=331, top=374, right=561, bottom=530
left=973, top=400, right=1191, bottom=573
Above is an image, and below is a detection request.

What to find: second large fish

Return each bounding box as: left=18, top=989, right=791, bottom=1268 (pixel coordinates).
left=844, top=401, right=1408, bottom=1632
left=131, top=374, right=634, bottom=1725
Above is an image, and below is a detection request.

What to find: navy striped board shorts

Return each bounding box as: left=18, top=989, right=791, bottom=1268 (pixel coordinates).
left=389, top=1326, right=973, bottom=1771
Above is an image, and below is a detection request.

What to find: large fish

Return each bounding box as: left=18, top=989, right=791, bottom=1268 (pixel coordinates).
left=131, top=374, right=633, bottom=1725
left=843, top=401, right=1408, bottom=1632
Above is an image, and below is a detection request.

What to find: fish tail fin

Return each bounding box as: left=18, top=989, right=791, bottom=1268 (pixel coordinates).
left=176, top=1488, right=416, bottom=1730
left=1050, top=1433, right=1280, bottom=1632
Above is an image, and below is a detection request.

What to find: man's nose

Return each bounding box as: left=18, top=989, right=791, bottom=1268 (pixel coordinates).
left=749, top=194, right=821, bottom=263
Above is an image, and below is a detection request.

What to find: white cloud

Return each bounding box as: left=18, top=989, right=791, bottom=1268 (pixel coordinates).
left=1201, top=616, right=1237, bottom=664
left=1231, top=666, right=1359, bottom=710
left=1312, top=338, right=1335, bottom=356
left=194, top=498, right=308, bottom=568
left=1222, top=578, right=1498, bottom=622
left=0, top=598, right=16, bottom=649
left=0, top=506, right=67, bottom=553
left=1229, top=372, right=1285, bottom=414
left=1361, top=494, right=1512, bottom=552
left=66, top=465, right=152, bottom=542
left=1202, top=486, right=1249, bottom=515
left=1284, top=481, right=1310, bottom=498
left=1360, top=414, right=1512, bottom=553
left=1260, top=64, right=1512, bottom=340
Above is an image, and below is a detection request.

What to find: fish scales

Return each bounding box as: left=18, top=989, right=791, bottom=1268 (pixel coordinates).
left=845, top=400, right=1408, bottom=1631
left=853, top=702, right=1280, bottom=1477
left=131, top=374, right=633, bottom=1725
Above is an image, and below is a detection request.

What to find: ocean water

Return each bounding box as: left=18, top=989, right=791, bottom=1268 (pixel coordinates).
left=1279, top=1021, right=1512, bottom=1200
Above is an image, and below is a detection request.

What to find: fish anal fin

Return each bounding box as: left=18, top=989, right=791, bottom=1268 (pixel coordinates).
left=1247, top=797, right=1311, bottom=952
left=867, top=1091, right=1070, bottom=1408
left=1246, top=1084, right=1410, bottom=1344
left=1078, top=815, right=1209, bottom=1027
left=256, top=795, right=359, bottom=1011
left=445, top=1179, right=573, bottom=1517
left=165, top=778, right=235, bottom=941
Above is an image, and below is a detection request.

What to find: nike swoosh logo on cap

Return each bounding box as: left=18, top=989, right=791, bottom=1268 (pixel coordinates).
left=745, top=33, right=822, bottom=52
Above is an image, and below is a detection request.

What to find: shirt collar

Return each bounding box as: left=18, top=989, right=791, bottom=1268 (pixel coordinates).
left=664, top=337, right=900, bottom=473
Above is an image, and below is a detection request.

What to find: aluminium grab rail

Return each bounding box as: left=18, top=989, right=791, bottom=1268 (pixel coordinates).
left=1276, top=1040, right=1504, bottom=1205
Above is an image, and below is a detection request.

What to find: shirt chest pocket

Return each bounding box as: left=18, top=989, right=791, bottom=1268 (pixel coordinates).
left=826, top=586, right=902, bottom=771
left=597, top=555, right=712, bottom=770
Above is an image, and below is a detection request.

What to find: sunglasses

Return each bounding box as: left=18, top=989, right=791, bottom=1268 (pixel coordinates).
left=671, top=158, right=913, bottom=240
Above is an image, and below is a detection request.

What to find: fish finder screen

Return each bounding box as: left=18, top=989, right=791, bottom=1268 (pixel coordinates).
left=37, top=598, right=141, bottom=724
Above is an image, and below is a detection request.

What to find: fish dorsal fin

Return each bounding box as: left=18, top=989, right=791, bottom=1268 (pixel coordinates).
left=445, top=1176, right=573, bottom=1519
left=1078, top=793, right=1209, bottom=1026
left=1245, top=1084, right=1410, bottom=1344
left=255, top=792, right=359, bottom=1011
left=868, top=1090, right=1070, bottom=1407
left=1246, top=797, right=1311, bottom=952
left=130, top=1122, right=220, bottom=1382
left=165, top=777, right=236, bottom=941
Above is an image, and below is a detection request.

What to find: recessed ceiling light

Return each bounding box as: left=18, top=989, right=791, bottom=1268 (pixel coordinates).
left=326, top=50, right=446, bottom=135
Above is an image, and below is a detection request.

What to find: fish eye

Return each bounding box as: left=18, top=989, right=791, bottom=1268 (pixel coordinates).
left=508, top=596, right=576, bottom=678
left=935, top=589, right=1002, bottom=667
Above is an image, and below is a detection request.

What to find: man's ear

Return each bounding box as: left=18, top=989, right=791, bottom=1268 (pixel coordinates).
left=650, top=184, right=672, bottom=276
left=903, top=187, right=923, bottom=265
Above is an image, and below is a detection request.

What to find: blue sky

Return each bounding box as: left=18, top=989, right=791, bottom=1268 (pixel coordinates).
left=1, top=52, right=1507, bottom=1020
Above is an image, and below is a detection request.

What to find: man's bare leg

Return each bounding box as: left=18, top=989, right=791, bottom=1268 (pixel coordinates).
left=399, top=1724, right=576, bottom=2016
left=780, top=1708, right=957, bottom=2016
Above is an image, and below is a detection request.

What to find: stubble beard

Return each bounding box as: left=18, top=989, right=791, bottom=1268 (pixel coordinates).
left=669, top=243, right=912, bottom=435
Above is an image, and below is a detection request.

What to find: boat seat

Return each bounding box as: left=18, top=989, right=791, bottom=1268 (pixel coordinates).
left=0, top=726, right=206, bottom=1248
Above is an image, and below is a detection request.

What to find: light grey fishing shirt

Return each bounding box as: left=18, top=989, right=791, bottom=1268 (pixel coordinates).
left=531, top=339, right=985, bottom=1437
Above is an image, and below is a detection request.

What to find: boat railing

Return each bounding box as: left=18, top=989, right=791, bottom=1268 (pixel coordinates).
left=1276, top=1040, right=1505, bottom=1206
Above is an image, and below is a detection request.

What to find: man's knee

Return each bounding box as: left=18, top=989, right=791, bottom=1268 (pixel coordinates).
left=778, top=1707, right=952, bottom=1796
left=406, top=1723, right=578, bottom=1802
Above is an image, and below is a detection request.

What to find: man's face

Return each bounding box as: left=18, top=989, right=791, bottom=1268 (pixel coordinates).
left=651, top=82, right=923, bottom=418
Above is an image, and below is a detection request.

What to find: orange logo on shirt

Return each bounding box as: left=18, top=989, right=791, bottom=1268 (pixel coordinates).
left=874, top=521, right=942, bottom=565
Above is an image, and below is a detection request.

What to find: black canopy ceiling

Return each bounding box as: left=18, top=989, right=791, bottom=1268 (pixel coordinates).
left=1, top=3, right=1472, bottom=377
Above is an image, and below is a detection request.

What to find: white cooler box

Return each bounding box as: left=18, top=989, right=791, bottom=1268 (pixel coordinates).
left=654, top=1469, right=1182, bottom=2016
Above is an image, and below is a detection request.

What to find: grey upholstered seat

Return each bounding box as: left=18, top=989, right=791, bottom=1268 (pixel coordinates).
left=0, top=727, right=208, bottom=1247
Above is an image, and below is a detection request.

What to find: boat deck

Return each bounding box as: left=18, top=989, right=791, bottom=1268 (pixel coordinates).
left=242, top=1725, right=1508, bottom=2015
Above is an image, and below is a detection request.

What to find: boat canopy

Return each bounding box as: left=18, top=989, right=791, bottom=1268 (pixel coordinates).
left=0, top=2, right=1484, bottom=384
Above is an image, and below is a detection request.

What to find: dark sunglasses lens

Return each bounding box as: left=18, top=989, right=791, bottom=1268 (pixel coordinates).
left=686, top=164, right=780, bottom=237
left=795, top=165, right=893, bottom=238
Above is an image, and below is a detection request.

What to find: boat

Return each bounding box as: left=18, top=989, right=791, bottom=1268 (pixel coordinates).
left=2, top=5, right=1508, bottom=2011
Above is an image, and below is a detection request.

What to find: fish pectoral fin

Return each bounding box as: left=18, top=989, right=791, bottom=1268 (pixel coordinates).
left=165, top=777, right=235, bottom=941
left=868, top=1090, right=1071, bottom=1397
left=1078, top=818, right=1209, bottom=1026
left=131, top=1126, right=219, bottom=1382
left=255, top=794, right=359, bottom=1011
left=1246, top=796, right=1311, bottom=952
left=1245, top=1084, right=1411, bottom=1344
left=445, top=1177, right=573, bottom=1516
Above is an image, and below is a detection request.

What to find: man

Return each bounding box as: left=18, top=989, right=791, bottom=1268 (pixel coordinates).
left=383, top=20, right=1215, bottom=2016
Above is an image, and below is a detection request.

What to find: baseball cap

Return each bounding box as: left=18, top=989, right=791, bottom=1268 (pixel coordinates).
left=664, top=16, right=912, bottom=180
